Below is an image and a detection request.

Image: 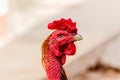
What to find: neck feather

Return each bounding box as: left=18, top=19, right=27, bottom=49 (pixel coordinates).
left=41, top=33, right=68, bottom=80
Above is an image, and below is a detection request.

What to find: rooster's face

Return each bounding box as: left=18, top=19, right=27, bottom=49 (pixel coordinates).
left=48, top=30, right=82, bottom=65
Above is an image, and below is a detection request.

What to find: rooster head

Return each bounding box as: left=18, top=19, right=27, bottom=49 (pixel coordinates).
left=47, top=18, right=82, bottom=65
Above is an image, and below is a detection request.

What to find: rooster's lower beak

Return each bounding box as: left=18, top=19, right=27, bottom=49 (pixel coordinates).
left=73, top=34, right=83, bottom=41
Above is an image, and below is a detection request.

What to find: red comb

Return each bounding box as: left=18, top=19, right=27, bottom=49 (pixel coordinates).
left=48, top=18, right=77, bottom=34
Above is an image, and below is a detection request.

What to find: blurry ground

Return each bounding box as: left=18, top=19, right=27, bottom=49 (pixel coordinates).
left=0, top=38, right=42, bottom=80
left=78, top=69, right=120, bottom=80
left=69, top=63, right=120, bottom=80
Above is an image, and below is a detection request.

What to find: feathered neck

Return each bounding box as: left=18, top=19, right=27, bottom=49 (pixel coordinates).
left=41, top=33, right=68, bottom=80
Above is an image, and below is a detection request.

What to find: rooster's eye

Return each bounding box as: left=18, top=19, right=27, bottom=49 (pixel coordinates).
left=58, top=34, right=64, bottom=38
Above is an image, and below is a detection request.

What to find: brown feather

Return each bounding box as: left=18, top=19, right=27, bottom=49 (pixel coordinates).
left=61, top=66, right=68, bottom=80
left=41, top=33, right=53, bottom=69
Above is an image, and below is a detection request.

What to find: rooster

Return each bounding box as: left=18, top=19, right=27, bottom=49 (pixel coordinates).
left=41, top=18, right=82, bottom=80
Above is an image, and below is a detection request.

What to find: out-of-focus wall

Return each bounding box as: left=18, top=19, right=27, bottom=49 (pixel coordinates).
left=0, top=0, right=8, bottom=37
left=0, top=0, right=10, bottom=48
left=0, top=16, right=7, bottom=37
left=100, top=33, right=120, bottom=69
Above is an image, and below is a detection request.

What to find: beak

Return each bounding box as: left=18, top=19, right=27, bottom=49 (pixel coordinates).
left=73, top=34, right=83, bottom=41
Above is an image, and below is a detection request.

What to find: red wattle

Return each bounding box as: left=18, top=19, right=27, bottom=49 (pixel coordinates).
left=61, top=54, right=66, bottom=65
left=64, top=42, right=76, bottom=55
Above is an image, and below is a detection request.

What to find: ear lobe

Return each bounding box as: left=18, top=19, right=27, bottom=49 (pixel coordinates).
left=64, top=42, right=76, bottom=55
left=49, top=44, right=62, bottom=56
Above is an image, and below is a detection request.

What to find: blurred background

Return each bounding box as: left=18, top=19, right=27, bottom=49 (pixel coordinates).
left=0, top=0, right=120, bottom=80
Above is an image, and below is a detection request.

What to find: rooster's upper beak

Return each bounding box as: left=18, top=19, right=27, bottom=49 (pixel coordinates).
left=73, top=34, right=83, bottom=41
